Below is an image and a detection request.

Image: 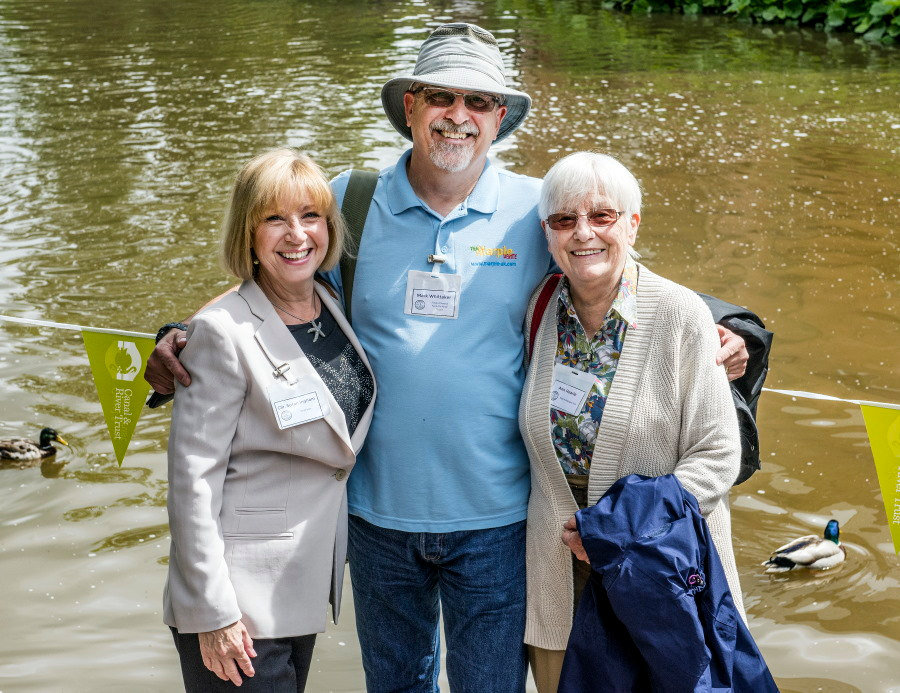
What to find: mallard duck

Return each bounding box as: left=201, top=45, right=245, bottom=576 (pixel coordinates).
left=763, top=519, right=846, bottom=573
left=0, top=427, right=69, bottom=461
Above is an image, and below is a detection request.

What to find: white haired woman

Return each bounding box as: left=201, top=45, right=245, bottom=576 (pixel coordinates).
left=519, top=152, right=743, bottom=692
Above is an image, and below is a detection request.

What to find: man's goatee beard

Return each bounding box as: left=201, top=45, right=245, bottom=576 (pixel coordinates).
left=429, top=141, right=475, bottom=172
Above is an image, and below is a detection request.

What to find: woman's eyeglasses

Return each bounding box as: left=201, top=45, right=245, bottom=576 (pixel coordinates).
left=545, top=210, right=624, bottom=231
left=413, top=87, right=502, bottom=113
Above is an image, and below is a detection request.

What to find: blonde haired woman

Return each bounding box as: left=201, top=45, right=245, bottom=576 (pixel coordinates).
left=163, top=149, right=375, bottom=691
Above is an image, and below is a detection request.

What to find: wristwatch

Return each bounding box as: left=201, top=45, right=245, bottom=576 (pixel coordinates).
left=155, top=322, right=188, bottom=344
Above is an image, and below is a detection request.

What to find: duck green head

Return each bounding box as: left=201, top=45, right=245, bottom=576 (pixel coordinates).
left=824, top=519, right=840, bottom=544
left=39, top=428, right=68, bottom=448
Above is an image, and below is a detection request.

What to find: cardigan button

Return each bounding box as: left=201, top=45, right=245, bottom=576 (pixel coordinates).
left=335, top=469, right=347, bottom=481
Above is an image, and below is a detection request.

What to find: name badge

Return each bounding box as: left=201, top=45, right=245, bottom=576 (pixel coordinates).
left=267, top=381, right=330, bottom=430
left=551, top=363, right=597, bottom=416
left=404, top=270, right=461, bottom=320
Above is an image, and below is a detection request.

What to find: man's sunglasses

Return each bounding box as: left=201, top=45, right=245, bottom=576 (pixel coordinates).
left=412, top=87, right=502, bottom=113
left=545, top=210, right=624, bottom=231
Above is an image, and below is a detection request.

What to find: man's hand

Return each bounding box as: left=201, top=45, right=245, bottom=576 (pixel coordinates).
left=562, top=516, right=589, bottom=563
left=715, top=324, right=747, bottom=382
left=144, top=328, right=190, bottom=394
left=198, top=620, right=256, bottom=686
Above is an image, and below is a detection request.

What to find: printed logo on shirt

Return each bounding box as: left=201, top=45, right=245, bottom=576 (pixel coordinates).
left=469, top=245, right=518, bottom=267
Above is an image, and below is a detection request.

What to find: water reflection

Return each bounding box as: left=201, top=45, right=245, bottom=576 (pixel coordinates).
left=0, top=0, right=897, bottom=691
left=90, top=522, right=168, bottom=553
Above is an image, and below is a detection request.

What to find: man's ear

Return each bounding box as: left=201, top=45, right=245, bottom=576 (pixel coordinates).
left=404, top=91, right=416, bottom=127
left=492, top=105, right=508, bottom=142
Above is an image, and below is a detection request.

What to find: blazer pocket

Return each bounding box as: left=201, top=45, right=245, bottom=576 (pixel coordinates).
left=223, top=532, right=293, bottom=540
left=224, top=507, right=291, bottom=539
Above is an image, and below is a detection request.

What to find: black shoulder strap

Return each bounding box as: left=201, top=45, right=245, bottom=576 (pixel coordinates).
left=339, top=170, right=379, bottom=324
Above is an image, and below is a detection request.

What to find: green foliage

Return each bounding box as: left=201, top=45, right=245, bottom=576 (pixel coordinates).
left=604, top=0, right=899, bottom=42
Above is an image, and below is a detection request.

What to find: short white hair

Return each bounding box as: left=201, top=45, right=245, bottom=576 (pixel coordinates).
left=539, top=152, right=642, bottom=221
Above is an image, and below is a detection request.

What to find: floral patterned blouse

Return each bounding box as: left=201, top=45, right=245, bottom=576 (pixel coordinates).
left=551, top=257, right=638, bottom=475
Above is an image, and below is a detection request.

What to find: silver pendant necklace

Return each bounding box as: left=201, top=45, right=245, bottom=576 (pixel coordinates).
left=273, top=295, right=325, bottom=343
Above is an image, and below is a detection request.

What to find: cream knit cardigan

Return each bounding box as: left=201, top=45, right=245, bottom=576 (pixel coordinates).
left=519, top=265, right=744, bottom=651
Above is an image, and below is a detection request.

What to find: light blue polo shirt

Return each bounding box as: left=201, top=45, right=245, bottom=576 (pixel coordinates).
left=324, top=149, right=553, bottom=532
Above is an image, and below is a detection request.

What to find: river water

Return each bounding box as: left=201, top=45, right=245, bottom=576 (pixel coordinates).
left=0, top=1, right=897, bottom=691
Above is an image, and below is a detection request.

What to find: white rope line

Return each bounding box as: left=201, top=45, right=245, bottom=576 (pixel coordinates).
left=0, top=314, right=154, bottom=339
left=762, top=387, right=899, bottom=411
left=2, top=313, right=897, bottom=410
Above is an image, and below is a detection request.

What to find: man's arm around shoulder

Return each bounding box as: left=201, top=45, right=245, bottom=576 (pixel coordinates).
left=144, top=286, right=240, bottom=397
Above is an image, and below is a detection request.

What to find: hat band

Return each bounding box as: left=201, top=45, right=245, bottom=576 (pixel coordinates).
left=413, top=52, right=506, bottom=85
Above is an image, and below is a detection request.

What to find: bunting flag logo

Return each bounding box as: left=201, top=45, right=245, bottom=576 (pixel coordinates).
left=82, top=330, right=155, bottom=465
left=861, top=405, right=900, bottom=554
left=105, top=339, right=142, bottom=381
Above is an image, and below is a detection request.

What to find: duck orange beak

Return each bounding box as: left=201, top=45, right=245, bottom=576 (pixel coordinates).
left=55, top=436, right=69, bottom=447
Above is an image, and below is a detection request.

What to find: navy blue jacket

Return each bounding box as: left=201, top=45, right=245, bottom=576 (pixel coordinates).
left=559, top=474, right=778, bottom=693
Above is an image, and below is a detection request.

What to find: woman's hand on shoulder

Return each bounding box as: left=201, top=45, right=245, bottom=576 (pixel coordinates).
left=198, top=619, right=257, bottom=686
left=562, top=516, right=590, bottom=563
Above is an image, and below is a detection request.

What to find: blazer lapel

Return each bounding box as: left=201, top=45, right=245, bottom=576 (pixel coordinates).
left=316, top=282, right=377, bottom=454
left=238, top=280, right=354, bottom=454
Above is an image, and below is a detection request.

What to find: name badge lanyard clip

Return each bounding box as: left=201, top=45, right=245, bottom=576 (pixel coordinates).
left=404, top=235, right=460, bottom=319
left=427, top=237, right=447, bottom=276
left=267, top=363, right=330, bottom=429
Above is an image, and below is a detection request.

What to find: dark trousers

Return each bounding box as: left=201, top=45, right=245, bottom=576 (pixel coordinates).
left=170, top=627, right=316, bottom=692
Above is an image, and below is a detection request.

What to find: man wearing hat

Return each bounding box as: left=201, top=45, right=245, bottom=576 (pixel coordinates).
left=323, top=24, right=549, bottom=691
left=147, top=21, right=751, bottom=692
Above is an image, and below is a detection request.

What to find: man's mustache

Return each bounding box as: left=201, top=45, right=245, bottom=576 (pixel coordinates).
left=430, top=119, right=480, bottom=137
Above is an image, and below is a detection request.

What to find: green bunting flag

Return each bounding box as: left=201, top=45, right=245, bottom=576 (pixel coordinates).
left=861, top=404, right=900, bottom=554
left=81, top=330, right=156, bottom=465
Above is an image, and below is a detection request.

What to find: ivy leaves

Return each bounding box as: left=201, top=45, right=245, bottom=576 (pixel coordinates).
left=610, top=0, right=899, bottom=43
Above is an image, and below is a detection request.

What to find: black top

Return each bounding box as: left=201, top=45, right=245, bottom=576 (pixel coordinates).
left=287, top=306, right=374, bottom=438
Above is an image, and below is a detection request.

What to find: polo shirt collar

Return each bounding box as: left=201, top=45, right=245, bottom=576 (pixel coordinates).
left=386, top=148, right=500, bottom=216
left=466, top=158, right=499, bottom=214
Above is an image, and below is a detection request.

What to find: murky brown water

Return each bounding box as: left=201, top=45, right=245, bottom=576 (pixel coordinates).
left=0, top=1, right=897, bottom=691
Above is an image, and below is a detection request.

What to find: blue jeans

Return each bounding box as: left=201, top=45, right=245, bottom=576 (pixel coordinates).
left=348, top=515, right=527, bottom=693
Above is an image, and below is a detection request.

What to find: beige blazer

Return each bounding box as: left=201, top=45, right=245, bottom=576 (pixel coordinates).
left=163, top=279, right=376, bottom=639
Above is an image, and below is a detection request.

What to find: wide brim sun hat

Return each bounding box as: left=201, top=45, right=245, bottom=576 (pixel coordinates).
left=381, top=23, right=532, bottom=143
